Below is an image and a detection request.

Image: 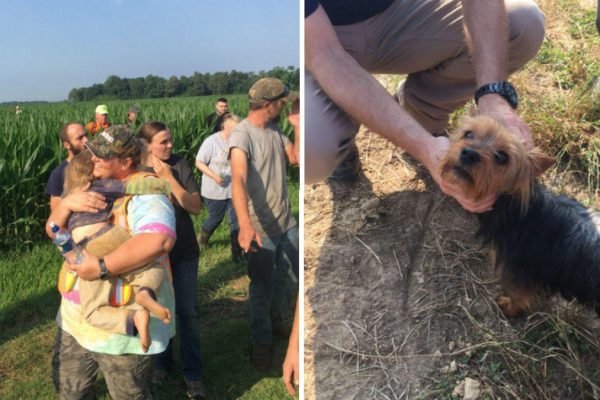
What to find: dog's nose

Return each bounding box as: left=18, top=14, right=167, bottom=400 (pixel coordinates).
left=460, top=147, right=480, bottom=165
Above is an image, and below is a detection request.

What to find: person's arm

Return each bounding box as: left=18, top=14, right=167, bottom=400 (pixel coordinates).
left=230, top=147, right=262, bottom=252
left=287, top=100, right=300, bottom=166
left=71, top=233, right=175, bottom=280
left=153, top=157, right=201, bottom=215
left=461, top=0, right=533, bottom=148
left=68, top=193, right=176, bottom=280
left=284, top=143, right=298, bottom=166
left=45, top=187, right=106, bottom=237
left=49, top=196, right=61, bottom=211
left=306, top=6, right=494, bottom=212
left=282, top=298, right=300, bottom=396
left=195, top=160, right=225, bottom=186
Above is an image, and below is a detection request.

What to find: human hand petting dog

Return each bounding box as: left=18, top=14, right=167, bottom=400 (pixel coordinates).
left=477, top=94, right=533, bottom=149
left=424, top=135, right=497, bottom=213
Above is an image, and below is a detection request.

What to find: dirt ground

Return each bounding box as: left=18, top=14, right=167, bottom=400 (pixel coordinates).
left=303, top=74, right=600, bottom=399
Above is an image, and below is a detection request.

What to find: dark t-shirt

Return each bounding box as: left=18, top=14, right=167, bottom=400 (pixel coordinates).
left=305, top=0, right=394, bottom=25
left=163, top=154, right=200, bottom=265
left=206, top=112, right=225, bottom=134
left=46, top=160, right=68, bottom=197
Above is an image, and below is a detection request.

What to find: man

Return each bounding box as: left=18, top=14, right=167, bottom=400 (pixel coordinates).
left=47, top=125, right=176, bottom=399
left=305, top=0, right=545, bottom=212
left=127, top=105, right=142, bottom=132
left=229, top=77, right=299, bottom=372
left=205, top=97, right=228, bottom=134
left=86, top=104, right=111, bottom=136
left=45, top=122, right=88, bottom=210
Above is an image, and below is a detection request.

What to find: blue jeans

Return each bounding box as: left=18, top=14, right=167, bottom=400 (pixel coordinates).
left=247, top=225, right=299, bottom=345
left=202, top=198, right=238, bottom=235
left=153, top=258, right=203, bottom=382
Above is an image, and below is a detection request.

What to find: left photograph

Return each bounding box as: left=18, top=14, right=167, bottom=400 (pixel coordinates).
left=0, top=1, right=300, bottom=399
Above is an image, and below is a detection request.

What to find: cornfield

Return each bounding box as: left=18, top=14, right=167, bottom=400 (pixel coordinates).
left=0, top=95, right=296, bottom=250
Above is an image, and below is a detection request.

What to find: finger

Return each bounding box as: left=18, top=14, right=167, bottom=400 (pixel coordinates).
left=283, top=375, right=295, bottom=396
left=255, top=233, right=263, bottom=248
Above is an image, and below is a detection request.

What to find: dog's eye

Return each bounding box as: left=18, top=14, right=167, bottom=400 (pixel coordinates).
left=463, top=130, right=474, bottom=140
left=493, top=151, right=509, bottom=165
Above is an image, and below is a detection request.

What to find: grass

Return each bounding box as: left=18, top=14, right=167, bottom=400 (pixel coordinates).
left=0, top=180, right=299, bottom=400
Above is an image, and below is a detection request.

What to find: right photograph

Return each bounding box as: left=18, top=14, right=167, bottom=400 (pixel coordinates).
left=304, top=0, right=600, bottom=399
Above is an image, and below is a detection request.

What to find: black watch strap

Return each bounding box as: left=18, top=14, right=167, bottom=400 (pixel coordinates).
left=474, top=80, right=519, bottom=109
left=99, top=258, right=110, bottom=280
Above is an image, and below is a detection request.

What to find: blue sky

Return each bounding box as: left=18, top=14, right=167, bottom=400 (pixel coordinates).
left=0, top=0, right=300, bottom=102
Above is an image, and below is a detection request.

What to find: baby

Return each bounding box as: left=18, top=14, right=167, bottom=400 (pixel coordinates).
left=62, top=150, right=172, bottom=352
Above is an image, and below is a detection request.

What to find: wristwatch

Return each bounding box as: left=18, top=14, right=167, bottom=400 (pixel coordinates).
left=474, top=81, right=519, bottom=109
left=99, top=258, right=111, bottom=280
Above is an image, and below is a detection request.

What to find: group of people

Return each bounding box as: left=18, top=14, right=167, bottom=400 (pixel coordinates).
left=45, top=77, right=300, bottom=399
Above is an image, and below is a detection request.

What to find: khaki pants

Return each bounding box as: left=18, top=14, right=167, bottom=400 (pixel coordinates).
left=79, top=225, right=165, bottom=335
left=305, top=0, right=545, bottom=183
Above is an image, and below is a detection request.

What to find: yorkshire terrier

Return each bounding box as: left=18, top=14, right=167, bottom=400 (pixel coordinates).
left=439, top=115, right=600, bottom=318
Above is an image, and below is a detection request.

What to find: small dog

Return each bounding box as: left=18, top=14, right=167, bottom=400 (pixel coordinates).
left=439, top=115, right=600, bottom=318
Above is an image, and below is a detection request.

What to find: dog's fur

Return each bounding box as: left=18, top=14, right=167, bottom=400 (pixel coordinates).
left=439, top=115, right=600, bottom=317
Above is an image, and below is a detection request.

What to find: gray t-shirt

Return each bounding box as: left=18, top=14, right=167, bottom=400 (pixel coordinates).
left=229, top=119, right=296, bottom=237
left=196, top=131, right=231, bottom=200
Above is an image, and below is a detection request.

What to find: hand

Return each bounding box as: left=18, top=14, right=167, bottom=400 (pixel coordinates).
left=62, top=185, right=107, bottom=213
left=288, top=111, right=300, bottom=129
left=152, top=157, right=174, bottom=180
left=423, top=136, right=497, bottom=213
left=66, top=248, right=101, bottom=280
left=477, top=94, right=533, bottom=149
left=213, top=174, right=224, bottom=186
left=238, top=223, right=262, bottom=253
left=282, top=344, right=299, bottom=396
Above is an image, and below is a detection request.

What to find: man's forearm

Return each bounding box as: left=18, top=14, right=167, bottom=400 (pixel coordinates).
left=306, top=7, right=437, bottom=166
left=461, top=0, right=509, bottom=85
left=231, top=177, right=252, bottom=229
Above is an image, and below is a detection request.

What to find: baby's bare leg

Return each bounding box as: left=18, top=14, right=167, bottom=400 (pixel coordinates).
left=135, top=288, right=171, bottom=324
left=133, top=309, right=151, bottom=352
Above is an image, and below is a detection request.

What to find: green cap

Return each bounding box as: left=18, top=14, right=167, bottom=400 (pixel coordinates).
left=95, top=104, right=109, bottom=114
left=248, top=77, right=298, bottom=104
left=85, top=125, right=140, bottom=159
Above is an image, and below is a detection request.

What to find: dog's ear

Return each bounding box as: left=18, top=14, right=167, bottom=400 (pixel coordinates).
left=528, top=148, right=555, bottom=177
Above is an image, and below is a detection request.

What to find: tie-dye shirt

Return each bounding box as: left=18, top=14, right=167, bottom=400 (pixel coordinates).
left=56, top=177, right=176, bottom=355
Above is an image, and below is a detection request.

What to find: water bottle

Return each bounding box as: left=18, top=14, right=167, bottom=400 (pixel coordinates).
left=50, top=222, right=84, bottom=264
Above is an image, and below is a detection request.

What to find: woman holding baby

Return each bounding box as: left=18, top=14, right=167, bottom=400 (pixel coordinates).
left=47, top=125, right=177, bottom=399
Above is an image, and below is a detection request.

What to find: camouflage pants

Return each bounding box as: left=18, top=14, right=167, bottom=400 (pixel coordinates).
left=52, top=328, right=153, bottom=400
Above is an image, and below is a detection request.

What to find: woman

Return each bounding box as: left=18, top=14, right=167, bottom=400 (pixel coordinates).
left=195, top=113, right=242, bottom=262
left=138, top=121, right=206, bottom=399
left=47, top=125, right=176, bottom=399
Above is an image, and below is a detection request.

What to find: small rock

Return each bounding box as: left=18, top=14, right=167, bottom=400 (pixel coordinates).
left=434, top=349, right=442, bottom=357
left=464, top=377, right=481, bottom=400
left=360, top=197, right=381, bottom=212
left=452, top=380, right=465, bottom=397
left=449, top=360, right=458, bottom=373
left=593, top=77, right=600, bottom=95
left=441, top=365, right=449, bottom=374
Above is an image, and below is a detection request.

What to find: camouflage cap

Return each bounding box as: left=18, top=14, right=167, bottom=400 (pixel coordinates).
left=128, top=105, right=140, bottom=114
left=85, top=125, right=140, bottom=159
left=248, top=77, right=299, bottom=104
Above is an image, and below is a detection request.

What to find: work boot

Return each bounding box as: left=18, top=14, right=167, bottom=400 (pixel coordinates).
left=185, top=378, right=207, bottom=399
left=327, top=144, right=361, bottom=183
left=230, top=230, right=243, bottom=264
left=197, top=230, right=211, bottom=250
